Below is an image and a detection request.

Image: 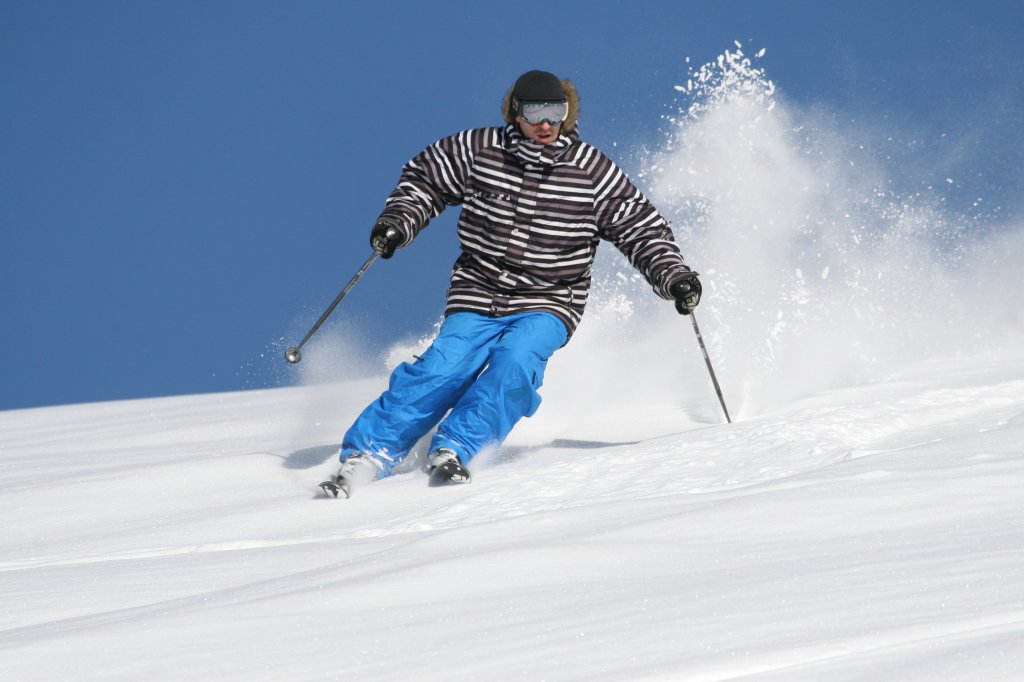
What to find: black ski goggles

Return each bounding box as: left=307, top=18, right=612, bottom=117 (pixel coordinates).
left=516, top=100, right=569, bottom=126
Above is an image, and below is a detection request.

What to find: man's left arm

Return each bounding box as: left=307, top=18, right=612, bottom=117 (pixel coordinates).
left=593, top=154, right=699, bottom=308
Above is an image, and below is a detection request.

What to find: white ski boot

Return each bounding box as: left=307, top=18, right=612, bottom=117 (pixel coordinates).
left=319, top=454, right=380, bottom=498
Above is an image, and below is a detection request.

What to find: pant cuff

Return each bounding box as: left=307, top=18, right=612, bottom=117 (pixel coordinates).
left=429, top=434, right=471, bottom=464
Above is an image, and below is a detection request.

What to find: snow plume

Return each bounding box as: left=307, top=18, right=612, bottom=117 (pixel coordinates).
left=575, top=43, right=1024, bottom=420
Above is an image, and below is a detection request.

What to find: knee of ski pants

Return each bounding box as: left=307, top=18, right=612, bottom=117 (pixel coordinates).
left=389, top=333, right=483, bottom=398
left=488, top=313, right=568, bottom=416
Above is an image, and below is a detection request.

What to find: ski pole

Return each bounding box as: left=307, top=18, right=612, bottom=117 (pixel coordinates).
left=284, top=251, right=379, bottom=364
left=688, top=312, right=732, bottom=423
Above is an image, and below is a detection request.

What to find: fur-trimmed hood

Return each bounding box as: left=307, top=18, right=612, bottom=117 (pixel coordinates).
left=502, top=79, right=580, bottom=133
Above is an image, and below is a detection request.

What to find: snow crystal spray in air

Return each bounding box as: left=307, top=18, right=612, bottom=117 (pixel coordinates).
left=549, top=42, right=1022, bottom=425
left=640, top=41, right=1024, bottom=416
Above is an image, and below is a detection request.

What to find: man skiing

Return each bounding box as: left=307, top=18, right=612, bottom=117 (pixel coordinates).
left=321, top=70, right=701, bottom=497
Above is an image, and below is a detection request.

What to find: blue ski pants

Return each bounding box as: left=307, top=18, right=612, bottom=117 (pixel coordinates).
left=340, top=311, right=568, bottom=476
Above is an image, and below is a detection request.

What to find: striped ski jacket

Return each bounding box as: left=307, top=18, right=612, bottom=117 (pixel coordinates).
left=378, top=125, right=693, bottom=336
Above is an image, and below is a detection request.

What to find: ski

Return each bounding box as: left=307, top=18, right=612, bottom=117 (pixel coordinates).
left=318, top=478, right=352, bottom=499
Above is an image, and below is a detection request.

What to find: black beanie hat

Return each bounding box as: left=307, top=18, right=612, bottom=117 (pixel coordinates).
left=511, top=70, right=565, bottom=104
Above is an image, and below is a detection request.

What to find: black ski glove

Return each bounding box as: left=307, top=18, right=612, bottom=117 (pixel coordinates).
left=670, top=274, right=702, bottom=315
left=370, top=219, right=402, bottom=259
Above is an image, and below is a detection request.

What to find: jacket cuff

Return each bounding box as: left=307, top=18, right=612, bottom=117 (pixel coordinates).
left=660, top=268, right=698, bottom=299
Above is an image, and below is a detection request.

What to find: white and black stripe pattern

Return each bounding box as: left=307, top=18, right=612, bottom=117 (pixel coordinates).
left=378, top=125, right=692, bottom=335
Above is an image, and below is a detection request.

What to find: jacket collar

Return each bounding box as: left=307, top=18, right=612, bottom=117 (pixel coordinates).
left=504, top=124, right=578, bottom=167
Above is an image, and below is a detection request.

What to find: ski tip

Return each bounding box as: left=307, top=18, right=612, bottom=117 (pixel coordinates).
left=428, top=462, right=472, bottom=487
left=318, top=480, right=351, bottom=499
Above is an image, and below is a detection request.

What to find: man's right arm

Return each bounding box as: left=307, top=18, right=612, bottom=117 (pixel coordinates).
left=372, top=128, right=500, bottom=255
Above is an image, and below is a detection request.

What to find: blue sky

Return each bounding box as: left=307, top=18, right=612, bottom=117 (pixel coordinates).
left=2, top=0, right=1022, bottom=411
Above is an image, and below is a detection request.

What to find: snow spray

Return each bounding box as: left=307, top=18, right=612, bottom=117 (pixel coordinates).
left=551, top=43, right=1024, bottom=425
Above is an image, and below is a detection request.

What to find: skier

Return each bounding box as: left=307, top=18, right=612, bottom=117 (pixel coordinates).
left=321, top=69, right=701, bottom=497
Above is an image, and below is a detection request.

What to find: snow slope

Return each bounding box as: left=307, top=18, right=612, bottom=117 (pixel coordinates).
left=2, top=349, right=1024, bottom=681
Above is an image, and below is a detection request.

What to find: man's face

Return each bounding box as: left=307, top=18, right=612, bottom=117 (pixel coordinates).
left=514, top=100, right=568, bottom=145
